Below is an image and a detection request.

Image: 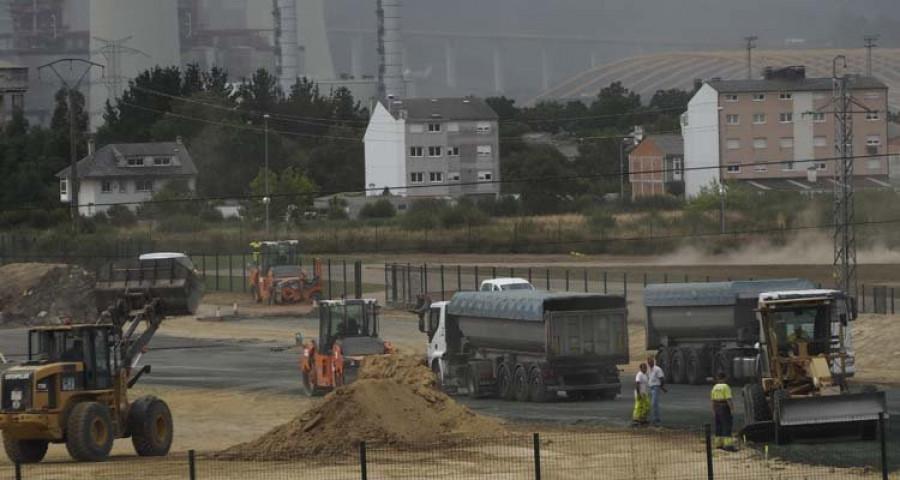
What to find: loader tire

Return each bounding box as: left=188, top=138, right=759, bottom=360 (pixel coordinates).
left=65, top=402, right=114, bottom=462
left=129, top=396, right=173, bottom=457
left=670, top=348, right=687, bottom=384
left=743, top=383, right=771, bottom=423
left=685, top=348, right=706, bottom=385
left=2, top=433, right=48, bottom=464
left=656, top=347, right=671, bottom=377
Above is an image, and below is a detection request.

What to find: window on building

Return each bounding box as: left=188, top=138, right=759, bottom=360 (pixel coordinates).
left=726, top=165, right=741, bottom=173
left=135, top=180, right=154, bottom=192
left=448, top=172, right=460, bottom=181
left=410, top=172, right=424, bottom=183
left=476, top=122, right=492, bottom=133
left=780, top=93, right=793, bottom=100
left=752, top=93, right=766, bottom=101
left=118, top=181, right=127, bottom=193
left=477, top=171, right=493, bottom=181
left=672, top=158, right=683, bottom=179
left=428, top=146, right=443, bottom=157
left=812, top=112, right=826, bottom=123
left=867, top=135, right=881, bottom=146
left=59, top=180, right=67, bottom=195
left=477, top=145, right=493, bottom=157
left=681, top=113, right=689, bottom=127
left=429, top=172, right=444, bottom=183
left=726, top=114, right=740, bottom=125
left=725, top=94, right=739, bottom=102
left=779, top=112, right=793, bottom=123
left=446, top=122, right=460, bottom=132
left=409, top=124, right=425, bottom=133
left=753, top=138, right=768, bottom=149
left=409, top=146, right=423, bottom=157
left=153, top=156, right=172, bottom=166
left=447, top=146, right=460, bottom=157
left=779, top=137, right=794, bottom=149
left=754, top=164, right=768, bottom=173
left=867, top=159, right=881, bottom=170
left=817, top=162, right=827, bottom=171
left=126, top=157, right=145, bottom=167
left=428, top=123, right=442, bottom=133
left=814, top=136, right=828, bottom=147
left=101, top=181, right=112, bottom=194
left=726, top=139, right=740, bottom=150
left=753, top=113, right=766, bottom=124
left=866, top=111, right=880, bottom=121
left=782, top=161, right=795, bottom=172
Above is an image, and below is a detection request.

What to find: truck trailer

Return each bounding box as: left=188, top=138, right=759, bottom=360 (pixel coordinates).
left=644, top=279, right=856, bottom=385
left=419, top=291, right=628, bottom=402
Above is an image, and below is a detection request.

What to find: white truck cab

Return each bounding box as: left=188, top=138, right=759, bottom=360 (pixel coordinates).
left=479, top=278, right=535, bottom=292
left=422, top=301, right=451, bottom=384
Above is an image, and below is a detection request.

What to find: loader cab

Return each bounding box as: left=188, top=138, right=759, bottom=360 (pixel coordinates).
left=317, top=299, right=380, bottom=352
left=27, top=326, right=115, bottom=390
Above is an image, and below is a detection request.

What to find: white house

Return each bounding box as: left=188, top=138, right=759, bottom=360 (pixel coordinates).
left=363, top=97, right=501, bottom=198
left=56, top=138, right=198, bottom=217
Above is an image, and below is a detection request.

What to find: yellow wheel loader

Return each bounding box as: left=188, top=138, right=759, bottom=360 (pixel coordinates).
left=0, top=299, right=172, bottom=463
left=741, top=290, right=886, bottom=443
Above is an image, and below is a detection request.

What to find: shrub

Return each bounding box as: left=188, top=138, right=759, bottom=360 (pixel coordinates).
left=441, top=199, right=490, bottom=229
left=359, top=199, right=396, bottom=219
left=401, top=198, right=448, bottom=230
left=157, top=214, right=202, bottom=233
left=327, top=196, right=349, bottom=221
left=107, top=205, right=137, bottom=227
left=585, top=207, right=616, bottom=234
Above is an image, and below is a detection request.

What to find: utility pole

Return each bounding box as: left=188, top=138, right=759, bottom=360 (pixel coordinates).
left=38, top=59, right=104, bottom=232
left=743, top=35, right=758, bottom=80
left=864, top=35, right=880, bottom=77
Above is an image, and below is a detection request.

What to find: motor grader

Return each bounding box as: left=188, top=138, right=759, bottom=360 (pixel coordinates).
left=249, top=241, right=324, bottom=305
left=742, top=290, right=886, bottom=443
left=296, top=299, right=394, bottom=396
left=0, top=299, right=173, bottom=463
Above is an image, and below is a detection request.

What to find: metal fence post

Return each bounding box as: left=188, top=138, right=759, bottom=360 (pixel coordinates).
left=343, top=260, right=348, bottom=298
left=704, top=424, right=714, bottom=480
left=863, top=284, right=867, bottom=313
left=328, top=259, right=333, bottom=300
left=624, top=272, right=628, bottom=297
left=354, top=261, right=363, bottom=299
left=457, top=265, right=462, bottom=293
left=359, top=441, right=368, bottom=480
left=603, top=271, right=608, bottom=293
left=509, top=267, right=514, bottom=278
left=14, top=462, right=21, bottom=480
left=545, top=269, right=550, bottom=291
left=492, top=266, right=497, bottom=279
left=242, top=253, right=247, bottom=293
left=440, top=265, right=446, bottom=301
left=880, top=413, right=888, bottom=480
left=424, top=263, right=429, bottom=296
left=474, top=266, right=479, bottom=290
left=215, top=253, right=220, bottom=291
left=583, top=269, right=588, bottom=293
left=565, top=270, right=570, bottom=291
left=528, top=268, right=532, bottom=284
left=188, top=449, right=196, bottom=480
left=228, top=253, right=233, bottom=292
left=533, top=433, right=542, bottom=480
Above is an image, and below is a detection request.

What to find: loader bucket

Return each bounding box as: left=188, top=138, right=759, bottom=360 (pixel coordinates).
left=95, top=254, right=205, bottom=315
left=775, top=391, right=887, bottom=427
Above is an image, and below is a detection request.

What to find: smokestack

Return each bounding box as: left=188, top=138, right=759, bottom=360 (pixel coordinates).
left=275, top=0, right=300, bottom=93
left=377, top=0, right=405, bottom=100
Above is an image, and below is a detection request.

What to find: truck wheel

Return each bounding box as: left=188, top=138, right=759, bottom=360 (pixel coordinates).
left=2, top=433, right=48, bottom=464
left=528, top=368, right=555, bottom=403
left=498, top=364, right=515, bottom=401
left=670, top=348, right=687, bottom=384
left=742, top=383, right=771, bottom=423
left=513, top=366, right=530, bottom=402
left=713, top=352, right=733, bottom=385
left=656, top=347, right=671, bottom=375
left=65, top=402, right=114, bottom=462
left=129, top=396, right=173, bottom=456
left=685, top=349, right=706, bottom=385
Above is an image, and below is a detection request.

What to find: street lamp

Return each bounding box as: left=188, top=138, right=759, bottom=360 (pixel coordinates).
left=264, top=114, right=271, bottom=236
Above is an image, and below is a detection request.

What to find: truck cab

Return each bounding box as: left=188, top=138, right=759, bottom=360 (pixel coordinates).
left=420, top=301, right=452, bottom=386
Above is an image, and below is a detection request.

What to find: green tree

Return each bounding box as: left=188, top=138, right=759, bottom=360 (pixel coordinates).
left=245, top=167, right=317, bottom=225
left=589, top=82, right=643, bottom=131
left=359, top=199, right=396, bottom=219
left=502, top=144, right=575, bottom=215
left=485, top=96, right=519, bottom=121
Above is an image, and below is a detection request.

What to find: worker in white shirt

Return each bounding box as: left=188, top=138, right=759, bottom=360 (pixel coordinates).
left=647, top=356, right=667, bottom=426
left=632, top=363, right=650, bottom=426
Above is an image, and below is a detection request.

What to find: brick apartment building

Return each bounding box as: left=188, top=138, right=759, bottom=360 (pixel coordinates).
left=682, top=66, right=890, bottom=197
left=628, top=134, right=684, bottom=199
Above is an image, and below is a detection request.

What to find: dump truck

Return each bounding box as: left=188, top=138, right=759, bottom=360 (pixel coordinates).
left=644, top=279, right=856, bottom=385
left=95, top=252, right=205, bottom=315
left=249, top=241, right=323, bottom=304
left=0, top=299, right=172, bottom=463
left=741, top=289, right=885, bottom=443
left=418, top=291, right=628, bottom=402
left=296, top=299, right=394, bottom=396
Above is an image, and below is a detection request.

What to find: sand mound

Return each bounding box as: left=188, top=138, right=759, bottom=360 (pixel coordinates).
left=0, top=263, right=97, bottom=327
left=217, top=355, right=504, bottom=460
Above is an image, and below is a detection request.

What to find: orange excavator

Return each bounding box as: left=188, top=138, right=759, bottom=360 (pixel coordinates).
left=296, top=299, right=395, bottom=396
left=248, top=241, right=324, bottom=304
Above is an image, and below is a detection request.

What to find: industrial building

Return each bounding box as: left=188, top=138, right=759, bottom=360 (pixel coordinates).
left=0, top=60, right=27, bottom=129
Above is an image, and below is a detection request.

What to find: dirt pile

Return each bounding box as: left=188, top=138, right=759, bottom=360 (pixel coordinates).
left=217, top=355, right=504, bottom=460
left=0, top=263, right=97, bottom=327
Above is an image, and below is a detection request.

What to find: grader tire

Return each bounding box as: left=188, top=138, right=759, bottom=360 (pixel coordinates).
left=65, top=402, right=114, bottom=462
left=129, top=396, right=174, bottom=457
left=2, top=433, right=48, bottom=464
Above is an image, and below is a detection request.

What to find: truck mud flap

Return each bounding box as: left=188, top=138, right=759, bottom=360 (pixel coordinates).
left=775, top=391, right=887, bottom=427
